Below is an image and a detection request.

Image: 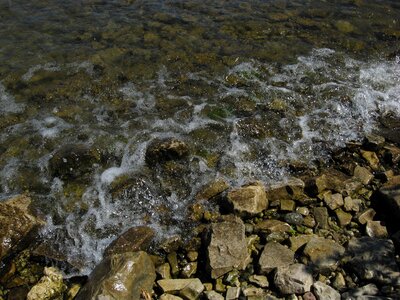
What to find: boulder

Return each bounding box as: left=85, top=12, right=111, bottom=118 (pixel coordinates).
left=345, top=237, right=400, bottom=285
left=274, top=263, right=313, bottom=295
left=312, top=281, right=340, bottom=300
left=258, top=242, right=294, bottom=274
left=303, top=237, right=345, bottom=273
left=227, top=181, right=268, bottom=216
left=104, top=226, right=155, bottom=257
left=49, top=144, right=101, bottom=180
left=27, top=267, right=66, bottom=300
left=145, top=138, right=189, bottom=166
left=206, top=216, right=250, bottom=278
left=0, top=195, right=45, bottom=261
left=76, top=251, right=156, bottom=300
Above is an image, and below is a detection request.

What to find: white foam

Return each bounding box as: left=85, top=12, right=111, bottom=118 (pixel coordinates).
left=0, top=83, right=24, bottom=114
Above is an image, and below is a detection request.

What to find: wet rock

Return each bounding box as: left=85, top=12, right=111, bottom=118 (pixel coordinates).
left=27, top=267, right=66, bottom=300
left=157, top=263, right=172, bottom=279
left=312, top=281, right=340, bottom=300
left=145, top=138, right=189, bottom=166
left=254, top=219, right=291, bottom=234
left=313, top=207, right=329, bottom=229
left=360, top=150, right=380, bottom=170
left=196, top=179, right=229, bottom=201
left=364, top=134, right=385, bottom=151
left=322, top=192, right=343, bottom=211
left=76, top=251, right=155, bottom=300
left=49, top=144, right=101, bottom=180
left=303, top=237, right=345, bottom=273
left=284, top=212, right=304, bottom=225
left=181, top=262, right=197, bottom=278
left=365, top=220, right=388, bottom=238
left=353, top=166, right=374, bottom=185
left=258, top=242, right=294, bottom=274
left=167, top=252, right=180, bottom=277
left=274, top=263, right=313, bottom=295
left=335, top=20, right=355, bottom=33
left=376, top=175, right=400, bottom=220
left=345, top=237, right=400, bottom=285
left=206, top=216, right=250, bottom=278
left=0, top=195, right=45, bottom=261
left=104, top=226, right=155, bottom=256
left=227, top=181, right=268, bottom=216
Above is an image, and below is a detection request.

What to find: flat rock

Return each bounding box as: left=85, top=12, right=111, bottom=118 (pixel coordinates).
left=345, top=237, right=400, bottom=285
left=312, top=281, right=340, bottom=300
left=0, top=195, right=45, bottom=261
left=258, top=242, right=294, bottom=274
left=76, top=251, right=155, bottom=300
left=274, top=263, right=314, bottom=295
left=227, top=181, right=268, bottom=216
left=207, top=216, right=250, bottom=278
left=303, top=237, right=345, bottom=273
left=104, top=226, right=155, bottom=256
left=254, top=219, right=291, bottom=234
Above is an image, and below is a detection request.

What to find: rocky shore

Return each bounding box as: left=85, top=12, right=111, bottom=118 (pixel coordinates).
left=1, top=133, right=400, bottom=300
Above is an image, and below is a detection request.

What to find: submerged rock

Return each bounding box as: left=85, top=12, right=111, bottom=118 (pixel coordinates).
left=0, top=195, right=45, bottom=261
left=27, top=267, right=66, bottom=300
left=206, top=216, right=250, bottom=278
left=145, top=138, right=189, bottom=166
left=76, top=251, right=156, bottom=300
left=227, top=181, right=268, bottom=216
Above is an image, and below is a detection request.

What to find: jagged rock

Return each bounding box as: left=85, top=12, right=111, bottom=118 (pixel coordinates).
left=376, top=175, right=400, bottom=220
left=345, top=237, right=400, bottom=285
left=227, top=181, right=268, bottom=216
left=179, top=278, right=204, bottom=300
left=313, top=169, right=350, bottom=194
left=280, top=199, right=296, bottom=211
left=274, top=263, right=313, bottom=295
left=289, top=234, right=315, bottom=252
left=258, top=242, right=294, bottom=274
left=76, top=251, right=155, bottom=300
left=323, top=192, right=343, bottom=210
left=303, top=237, right=345, bottom=273
left=145, top=138, right=189, bottom=166
left=357, top=208, right=376, bottom=225
left=313, top=207, right=329, bottom=229
left=104, top=226, right=155, bottom=256
left=206, top=216, right=250, bottom=278
left=360, top=150, right=380, bottom=170
left=312, top=281, right=340, bottom=300
left=353, top=166, right=374, bottom=185
left=0, top=195, right=45, bottom=261
left=365, top=220, right=388, bottom=238
left=49, top=144, right=101, bottom=180
left=335, top=209, right=352, bottom=227
left=196, top=179, right=229, bottom=201
left=204, top=290, right=224, bottom=300
left=225, top=287, right=240, bottom=300
left=266, top=178, right=306, bottom=201
left=27, top=267, right=66, bottom=300
left=343, top=197, right=362, bottom=212
left=249, top=275, right=269, bottom=288
left=254, top=219, right=291, bottom=234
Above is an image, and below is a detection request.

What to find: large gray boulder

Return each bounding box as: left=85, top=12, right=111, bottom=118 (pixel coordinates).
left=345, top=237, right=400, bottom=286
left=0, top=195, right=45, bottom=261
left=76, top=251, right=156, bottom=300
left=258, top=242, right=294, bottom=274
left=274, top=263, right=314, bottom=295
left=227, top=181, right=268, bottom=216
left=206, top=216, right=250, bottom=278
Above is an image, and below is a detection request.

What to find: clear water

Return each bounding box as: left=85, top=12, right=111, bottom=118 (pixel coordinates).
left=0, top=0, right=399, bottom=275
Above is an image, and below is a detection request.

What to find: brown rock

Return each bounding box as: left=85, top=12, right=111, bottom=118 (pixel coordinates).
left=0, top=195, right=45, bottom=261
left=353, top=166, right=374, bottom=185
left=366, top=220, right=388, bottom=238
left=360, top=150, right=380, bottom=170
left=266, top=178, right=306, bottom=201
left=227, top=181, right=268, bottom=216
left=313, top=207, right=329, bottom=229
left=357, top=208, right=376, bottom=225
left=258, top=242, right=294, bottom=274
left=196, top=179, right=229, bottom=201
left=254, top=219, right=291, bottom=234
left=104, top=226, right=155, bottom=257
left=314, top=169, right=350, bottom=194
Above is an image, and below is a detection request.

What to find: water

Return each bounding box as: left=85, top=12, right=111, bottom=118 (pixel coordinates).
left=0, top=0, right=399, bottom=275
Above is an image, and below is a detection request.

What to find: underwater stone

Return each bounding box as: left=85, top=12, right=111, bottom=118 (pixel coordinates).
left=145, top=138, right=189, bottom=166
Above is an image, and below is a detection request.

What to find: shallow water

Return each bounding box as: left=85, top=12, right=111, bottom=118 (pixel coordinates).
left=0, top=0, right=399, bottom=275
